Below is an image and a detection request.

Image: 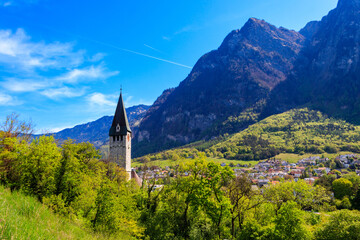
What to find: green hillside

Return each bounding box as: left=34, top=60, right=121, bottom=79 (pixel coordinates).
left=208, top=108, right=360, bottom=160
left=135, top=108, right=360, bottom=164
left=0, top=185, right=116, bottom=240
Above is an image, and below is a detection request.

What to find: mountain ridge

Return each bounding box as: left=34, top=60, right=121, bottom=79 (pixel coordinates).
left=49, top=104, right=150, bottom=148
left=133, top=17, right=306, bottom=156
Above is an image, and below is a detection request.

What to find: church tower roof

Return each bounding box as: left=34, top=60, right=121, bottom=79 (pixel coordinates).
left=109, top=91, right=131, bottom=136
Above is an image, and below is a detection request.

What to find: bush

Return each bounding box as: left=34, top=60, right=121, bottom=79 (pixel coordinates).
left=332, top=178, right=353, bottom=199
left=315, top=210, right=360, bottom=240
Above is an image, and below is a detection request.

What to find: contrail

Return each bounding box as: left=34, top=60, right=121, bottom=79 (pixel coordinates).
left=2, top=13, right=193, bottom=69
left=81, top=37, right=193, bottom=69
left=76, top=37, right=193, bottom=69
left=144, top=44, right=165, bottom=54
left=119, top=48, right=192, bottom=69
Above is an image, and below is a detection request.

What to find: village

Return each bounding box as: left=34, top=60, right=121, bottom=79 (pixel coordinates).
left=135, top=154, right=360, bottom=188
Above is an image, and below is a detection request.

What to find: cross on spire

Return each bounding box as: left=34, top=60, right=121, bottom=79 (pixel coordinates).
left=120, top=85, right=122, bottom=94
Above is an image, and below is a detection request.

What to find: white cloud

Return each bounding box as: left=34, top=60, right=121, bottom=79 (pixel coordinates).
left=162, top=36, right=171, bottom=41
left=1, top=0, right=39, bottom=7
left=0, top=28, right=84, bottom=71
left=174, top=25, right=200, bottom=35
left=1, top=78, right=46, bottom=92
left=89, top=53, right=106, bottom=62
left=41, top=87, right=86, bottom=99
left=3, top=1, right=11, bottom=6
left=57, top=65, right=119, bottom=83
left=87, top=93, right=116, bottom=107
left=0, top=28, right=119, bottom=103
left=49, top=126, right=71, bottom=133
left=0, top=92, right=21, bottom=106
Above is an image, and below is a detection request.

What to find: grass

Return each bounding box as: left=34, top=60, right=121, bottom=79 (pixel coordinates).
left=275, top=151, right=356, bottom=163
left=0, top=185, right=117, bottom=240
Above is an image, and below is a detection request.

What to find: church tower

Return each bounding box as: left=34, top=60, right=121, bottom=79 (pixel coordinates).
left=109, top=90, right=132, bottom=179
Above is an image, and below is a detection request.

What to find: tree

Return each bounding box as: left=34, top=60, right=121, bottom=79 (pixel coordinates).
left=93, top=180, right=144, bottom=238
left=332, top=178, right=353, bottom=200
left=263, top=180, right=330, bottom=212
left=353, top=188, right=360, bottom=210
left=0, top=113, right=34, bottom=189
left=47, top=140, right=104, bottom=217
left=315, top=174, right=336, bottom=191
left=19, top=136, right=61, bottom=200
left=0, top=131, right=22, bottom=188
left=1, top=113, right=34, bottom=141
left=226, top=174, right=263, bottom=238
left=273, top=201, right=311, bottom=240
left=315, top=210, right=360, bottom=240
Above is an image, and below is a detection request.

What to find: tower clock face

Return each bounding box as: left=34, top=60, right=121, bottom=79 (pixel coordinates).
left=116, top=124, right=120, bottom=132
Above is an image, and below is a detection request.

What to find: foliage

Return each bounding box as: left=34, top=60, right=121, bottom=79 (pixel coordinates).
left=332, top=178, right=353, bottom=199
left=315, top=210, right=360, bottom=240
left=2, top=113, right=360, bottom=239
left=0, top=129, right=143, bottom=239
left=209, top=108, right=360, bottom=160
left=273, top=201, right=311, bottom=240
left=263, top=180, right=331, bottom=212
left=135, top=108, right=360, bottom=163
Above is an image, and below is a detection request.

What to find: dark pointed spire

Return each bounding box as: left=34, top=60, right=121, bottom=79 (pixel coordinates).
left=109, top=91, right=131, bottom=136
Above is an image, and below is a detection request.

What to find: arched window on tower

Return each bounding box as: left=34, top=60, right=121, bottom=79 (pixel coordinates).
left=113, top=136, right=115, bottom=142
left=117, top=136, right=119, bottom=141
left=121, top=135, right=123, bottom=141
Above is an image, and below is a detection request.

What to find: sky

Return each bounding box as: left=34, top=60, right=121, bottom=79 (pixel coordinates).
left=0, top=0, right=338, bottom=133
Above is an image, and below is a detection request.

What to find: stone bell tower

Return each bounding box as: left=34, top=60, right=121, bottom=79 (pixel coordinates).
left=109, top=89, right=132, bottom=179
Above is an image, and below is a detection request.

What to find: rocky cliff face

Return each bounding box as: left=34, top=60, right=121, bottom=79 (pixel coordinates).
left=133, top=18, right=306, bottom=156
left=265, top=0, right=360, bottom=123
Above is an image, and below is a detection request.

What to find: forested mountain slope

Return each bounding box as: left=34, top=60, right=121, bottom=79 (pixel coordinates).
left=138, top=109, right=360, bottom=162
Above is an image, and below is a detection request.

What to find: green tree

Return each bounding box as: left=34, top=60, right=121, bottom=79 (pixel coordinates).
left=315, top=174, right=336, bottom=195
left=46, top=140, right=104, bottom=218
left=273, top=201, right=311, bottom=240
left=315, top=210, right=360, bottom=240
left=263, top=180, right=330, bottom=212
left=226, top=174, right=263, bottom=238
left=332, top=178, right=353, bottom=199
left=19, top=136, right=61, bottom=200
left=353, top=188, right=360, bottom=210
left=0, top=113, right=34, bottom=189
left=93, top=180, right=144, bottom=238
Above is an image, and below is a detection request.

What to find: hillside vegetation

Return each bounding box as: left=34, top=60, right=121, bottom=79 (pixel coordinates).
left=2, top=114, right=360, bottom=239
left=208, top=108, right=360, bottom=160
left=136, top=108, right=360, bottom=163
left=0, top=185, right=117, bottom=240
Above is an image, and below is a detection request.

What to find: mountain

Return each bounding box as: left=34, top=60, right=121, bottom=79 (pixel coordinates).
left=265, top=0, right=360, bottom=123
left=51, top=104, right=150, bottom=148
left=51, top=0, right=360, bottom=158
left=134, top=0, right=360, bottom=157
left=133, top=18, right=306, bottom=156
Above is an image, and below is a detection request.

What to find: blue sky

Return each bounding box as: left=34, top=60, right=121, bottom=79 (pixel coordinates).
left=0, top=0, right=338, bottom=133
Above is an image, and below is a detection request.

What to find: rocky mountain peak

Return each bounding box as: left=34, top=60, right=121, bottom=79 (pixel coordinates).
left=133, top=18, right=307, bottom=156
left=219, top=17, right=304, bottom=56
left=337, top=0, right=360, bottom=9
left=265, top=0, right=360, bottom=123
left=299, top=21, right=320, bottom=39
